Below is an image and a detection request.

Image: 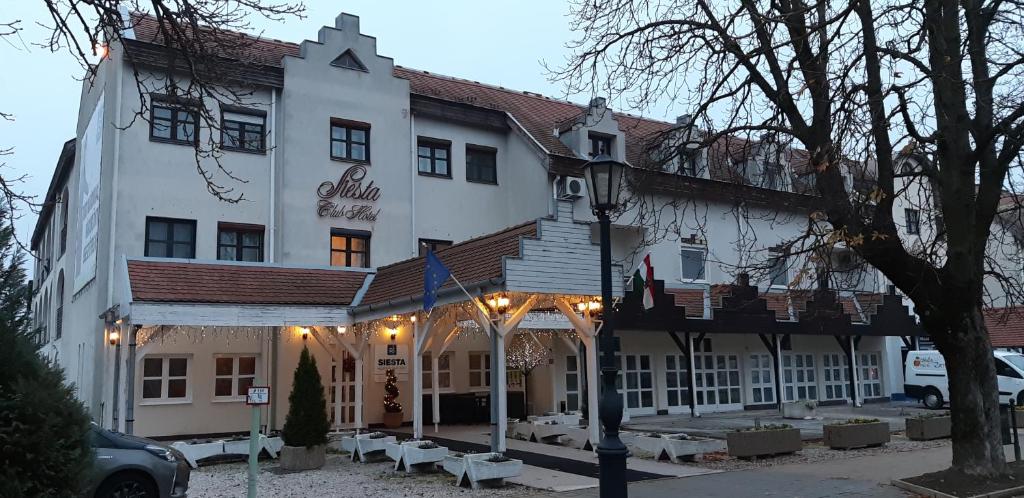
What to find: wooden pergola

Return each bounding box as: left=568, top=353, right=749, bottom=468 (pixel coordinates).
left=615, top=274, right=926, bottom=415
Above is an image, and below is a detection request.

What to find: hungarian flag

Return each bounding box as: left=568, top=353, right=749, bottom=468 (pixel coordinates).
left=631, top=254, right=656, bottom=310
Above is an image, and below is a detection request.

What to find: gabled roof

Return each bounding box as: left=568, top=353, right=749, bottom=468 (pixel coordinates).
left=986, top=307, right=1024, bottom=348
left=360, top=221, right=538, bottom=307
left=126, top=259, right=368, bottom=306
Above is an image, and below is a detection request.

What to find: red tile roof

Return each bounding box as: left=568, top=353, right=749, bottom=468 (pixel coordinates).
left=360, top=221, right=538, bottom=306
left=666, top=288, right=705, bottom=318
left=986, top=308, right=1024, bottom=348
left=127, top=260, right=368, bottom=305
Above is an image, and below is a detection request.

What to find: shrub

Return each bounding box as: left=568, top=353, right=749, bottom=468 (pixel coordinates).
left=281, top=346, right=330, bottom=448
left=736, top=423, right=794, bottom=432
left=836, top=418, right=881, bottom=425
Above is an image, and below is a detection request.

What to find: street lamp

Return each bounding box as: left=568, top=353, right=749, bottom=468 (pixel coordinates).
left=484, top=293, right=512, bottom=452
left=582, top=154, right=628, bottom=498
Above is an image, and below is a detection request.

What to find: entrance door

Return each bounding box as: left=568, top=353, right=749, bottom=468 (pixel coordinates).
left=822, top=353, right=850, bottom=401
left=694, top=353, right=743, bottom=411
left=331, top=351, right=357, bottom=428
left=783, top=353, right=819, bottom=402
left=858, top=352, right=883, bottom=399
left=622, top=354, right=656, bottom=416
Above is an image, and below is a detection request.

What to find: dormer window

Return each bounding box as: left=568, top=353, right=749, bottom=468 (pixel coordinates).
left=763, top=162, right=784, bottom=190
left=589, top=132, right=612, bottom=158
left=678, top=147, right=699, bottom=177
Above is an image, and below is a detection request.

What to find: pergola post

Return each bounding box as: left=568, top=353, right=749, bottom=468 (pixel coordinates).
left=850, top=335, right=861, bottom=407
left=413, top=320, right=423, bottom=439
left=554, top=298, right=601, bottom=447
left=774, top=335, right=783, bottom=409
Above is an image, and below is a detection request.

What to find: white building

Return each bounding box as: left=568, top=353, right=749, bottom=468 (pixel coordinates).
left=32, top=11, right=973, bottom=442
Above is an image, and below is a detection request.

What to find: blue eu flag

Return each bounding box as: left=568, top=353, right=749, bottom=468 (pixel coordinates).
left=423, top=249, right=451, bottom=312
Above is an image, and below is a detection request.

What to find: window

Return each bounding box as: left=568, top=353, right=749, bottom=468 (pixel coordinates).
left=469, top=352, right=491, bottom=388
left=214, top=355, right=257, bottom=399
left=762, top=162, right=784, bottom=190
left=859, top=352, right=883, bottom=398
left=565, top=355, right=581, bottom=411
left=59, top=188, right=68, bottom=256
left=330, top=49, right=367, bottom=71
left=997, top=359, right=1024, bottom=379
left=822, top=353, right=849, bottom=400
left=680, top=247, right=707, bottom=280
left=905, top=209, right=921, bottom=235
left=221, top=110, right=266, bottom=152
left=466, top=145, right=497, bottom=184
left=141, top=356, right=189, bottom=401
left=218, top=223, right=264, bottom=262
left=145, top=217, right=196, bottom=258
left=150, top=103, right=198, bottom=144
left=589, top=133, right=612, bottom=158
left=330, top=120, right=369, bottom=162
left=330, top=229, right=370, bottom=268
left=55, top=272, right=64, bottom=340
left=749, top=353, right=775, bottom=404
left=665, top=354, right=691, bottom=407
left=422, top=352, right=452, bottom=391
left=678, top=147, right=698, bottom=177
left=418, top=238, right=452, bottom=257
left=417, top=138, right=451, bottom=178
left=782, top=353, right=817, bottom=401
left=769, top=253, right=788, bottom=287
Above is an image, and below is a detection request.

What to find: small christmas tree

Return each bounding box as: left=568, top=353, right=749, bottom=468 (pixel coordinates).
left=282, top=346, right=330, bottom=448
left=383, top=368, right=402, bottom=413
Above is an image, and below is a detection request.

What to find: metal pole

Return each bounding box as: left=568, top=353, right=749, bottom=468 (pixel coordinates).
left=489, top=319, right=501, bottom=453
left=111, top=339, right=121, bottom=430
left=1011, top=398, right=1021, bottom=461
left=125, top=324, right=139, bottom=435
left=596, top=210, right=627, bottom=497
left=247, top=380, right=260, bottom=498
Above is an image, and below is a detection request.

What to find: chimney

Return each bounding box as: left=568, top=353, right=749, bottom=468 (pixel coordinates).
left=589, top=97, right=607, bottom=110
left=736, top=273, right=750, bottom=287
left=676, top=114, right=692, bottom=126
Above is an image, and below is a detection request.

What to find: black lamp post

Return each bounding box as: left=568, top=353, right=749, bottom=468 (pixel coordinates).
left=582, top=154, right=628, bottom=498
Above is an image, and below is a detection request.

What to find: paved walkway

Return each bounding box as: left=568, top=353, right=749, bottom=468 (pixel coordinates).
left=563, top=444, right=959, bottom=497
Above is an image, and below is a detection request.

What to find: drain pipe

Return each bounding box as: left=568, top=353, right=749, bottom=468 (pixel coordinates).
left=124, top=324, right=140, bottom=434
left=410, top=112, right=417, bottom=256
left=268, top=89, right=278, bottom=262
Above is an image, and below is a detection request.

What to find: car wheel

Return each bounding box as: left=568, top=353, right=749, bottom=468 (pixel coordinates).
left=95, top=472, right=158, bottom=498
left=923, top=388, right=944, bottom=410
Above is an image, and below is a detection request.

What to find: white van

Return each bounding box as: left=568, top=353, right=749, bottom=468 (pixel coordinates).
left=905, top=350, right=1024, bottom=409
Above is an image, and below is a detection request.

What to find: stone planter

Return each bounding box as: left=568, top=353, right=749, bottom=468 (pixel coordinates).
left=661, top=434, right=726, bottom=463
left=382, top=411, right=403, bottom=429
left=327, top=431, right=356, bottom=453
left=905, top=416, right=951, bottom=441
left=529, top=423, right=568, bottom=443
left=561, top=426, right=595, bottom=451
left=463, top=453, right=523, bottom=489
left=442, top=454, right=465, bottom=478
left=823, top=421, right=890, bottom=450
left=726, top=428, right=802, bottom=458
left=279, top=444, right=326, bottom=471
left=352, top=434, right=395, bottom=462
left=631, top=435, right=667, bottom=459
left=392, top=441, right=448, bottom=472
left=782, top=401, right=817, bottom=419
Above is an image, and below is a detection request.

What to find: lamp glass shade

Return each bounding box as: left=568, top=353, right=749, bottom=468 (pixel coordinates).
left=582, top=155, right=625, bottom=211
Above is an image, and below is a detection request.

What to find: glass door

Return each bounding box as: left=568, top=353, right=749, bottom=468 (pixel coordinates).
left=622, top=354, right=656, bottom=416
left=822, top=353, right=850, bottom=401
left=748, top=353, right=776, bottom=405
left=694, top=353, right=743, bottom=411
left=665, top=354, right=691, bottom=411
left=330, top=350, right=357, bottom=428
left=859, top=352, right=883, bottom=399
left=782, top=353, right=819, bottom=402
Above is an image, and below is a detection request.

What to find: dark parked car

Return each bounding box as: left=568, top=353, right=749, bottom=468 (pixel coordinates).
left=86, top=423, right=189, bottom=498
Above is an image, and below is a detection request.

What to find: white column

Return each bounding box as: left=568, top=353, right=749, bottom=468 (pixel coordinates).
left=334, top=373, right=342, bottom=430
left=689, top=335, right=700, bottom=417
left=413, top=322, right=423, bottom=439
left=850, top=336, right=861, bottom=407
left=497, top=332, right=508, bottom=452
left=431, top=356, right=440, bottom=432
left=354, top=357, right=364, bottom=430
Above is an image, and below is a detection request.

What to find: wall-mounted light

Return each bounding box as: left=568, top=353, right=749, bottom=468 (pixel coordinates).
left=109, top=329, right=120, bottom=346
left=410, top=315, right=417, bottom=323
left=389, top=329, right=397, bottom=342
left=486, top=294, right=511, bottom=315
left=299, top=327, right=310, bottom=341
left=577, top=298, right=602, bottom=317
left=337, top=326, right=346, bottom=335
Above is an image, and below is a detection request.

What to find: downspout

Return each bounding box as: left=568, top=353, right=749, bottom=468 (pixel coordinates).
left=125, top=324, right=139, bottom=434
left=268, top=89, right=278, bottom=262
left=550, top=176, right=560, bottom=217
left=410, top=112, right=417, bottom=257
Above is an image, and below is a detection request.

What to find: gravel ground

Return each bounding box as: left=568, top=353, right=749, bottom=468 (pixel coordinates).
left=188, top=455, right=554, bottom=498
left=683, top=435, right=952, bottom=471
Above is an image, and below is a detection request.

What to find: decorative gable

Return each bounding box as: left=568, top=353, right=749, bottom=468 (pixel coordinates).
left=330, top=49, right=367, bottom=71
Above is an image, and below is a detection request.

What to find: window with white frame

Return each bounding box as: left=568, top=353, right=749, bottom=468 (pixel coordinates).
left=468, top=352, right=491, bottom=389
left=769, top=252, right=789, bottom=287
left=859, top=352, right=883, bottom=398
left=214, top=355, right=257, bottom=399
left=565, top=355, right=581, bottom=411
left=422, top=352, right=452, bottom=391
left=749, top=353, right=775, bottom=404
left=665, top=354, right=691, bottom=407
left=680, top=246, right=707, bottom=280
left=822, top=353, right=850, bottom=400
left=782, top=353, right=817, bottom=401
left=141, top=356, right=190, bottom=401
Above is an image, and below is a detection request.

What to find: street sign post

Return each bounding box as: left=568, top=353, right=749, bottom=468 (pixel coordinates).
left=246, top=385, right=270, bottom=498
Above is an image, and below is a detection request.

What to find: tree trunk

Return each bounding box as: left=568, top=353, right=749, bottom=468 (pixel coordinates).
left=933, top=305, right=1007, bottom=477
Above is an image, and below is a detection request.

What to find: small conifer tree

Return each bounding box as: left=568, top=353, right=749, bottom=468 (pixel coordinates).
left=281, top=346, right=330, bottom=447
left=383, top=369, right=402, bottom=413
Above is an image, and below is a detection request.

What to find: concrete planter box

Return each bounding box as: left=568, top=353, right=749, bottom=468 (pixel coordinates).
left=782, top=401, right=817, bottom=419
left=905, top=416, right=951, bottom=441
left=661, top=434, right=726, bottom=463
left=327, top=431, right=356, bottom=452
left=279, top=444, right=326, bottom=471
left=823, top=421, right=890, bottom=450
left=726, top=428, right=802, bottom=458
left=352, top=434, right=395, bottom=462
left=463, top=453, right=523, bottom=489
left=631, top=435, right=667, bottom=459
left=529, top=423, right=568, bottom=443
left=394, top=441, right=448, bottom=472
left=561, top=426, right=594, bottom=451
left=442, top=454, right=466, bottom=478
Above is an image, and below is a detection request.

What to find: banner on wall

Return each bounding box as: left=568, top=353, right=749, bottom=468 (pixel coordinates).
left=373, top=343, right=409, bottom=382
left=74, top=93, right=104, bottom=292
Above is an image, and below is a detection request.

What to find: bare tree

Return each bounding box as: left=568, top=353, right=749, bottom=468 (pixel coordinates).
left=555, top=0, right=1024, bottom=477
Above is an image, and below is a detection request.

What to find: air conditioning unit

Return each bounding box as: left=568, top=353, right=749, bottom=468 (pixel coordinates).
left=556, top=177, right=586, bottom=200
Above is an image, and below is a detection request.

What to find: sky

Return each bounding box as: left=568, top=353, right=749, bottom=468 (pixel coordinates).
left=2, top=1, right=680, bottom=256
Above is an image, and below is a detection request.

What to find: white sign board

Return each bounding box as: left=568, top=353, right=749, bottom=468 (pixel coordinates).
left=374, top=343, right=409, bottom=381
left=74, top=93, right=104, bottom=292
left=246, top=386, right=270, bottom=405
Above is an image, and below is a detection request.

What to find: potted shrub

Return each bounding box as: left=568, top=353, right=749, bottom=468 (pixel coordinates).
left=906, top=412, right=951, bottom=441
left=280, top=346, right=331, bottom=471
left=782, top=400, right=818, bottom=419
left=823, top=418, right=890, bottom=449
left=382, top=369, right=404, bottom=428
left=726, top=424, right=802, bottom=458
